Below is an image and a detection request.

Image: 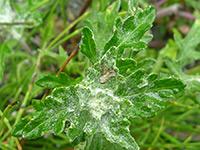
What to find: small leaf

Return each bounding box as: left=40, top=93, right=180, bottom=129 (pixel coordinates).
left=165, top=57, right=200, bottom=93
left=104, top=6, right=156, bottom=56
left=174, top=19, right=200, bottom=66
left=80, top=27, right=98, bottom=64
left=36, top=72, right=77, bottom=89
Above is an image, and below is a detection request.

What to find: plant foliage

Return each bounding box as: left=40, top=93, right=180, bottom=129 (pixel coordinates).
left=11, top=0, right=186, bottom=149
left=165, top=19, right=200, bottom=93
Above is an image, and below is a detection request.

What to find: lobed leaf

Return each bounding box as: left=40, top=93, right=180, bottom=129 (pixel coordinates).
left=165, top=19, right=200, bottom=93
left=115, top=69, right=185, bottom=117
left=165, top=57, right=200, bottom=93
left=174, top=19, right=200, bottom=67
left=36, top=72, right=78, bottom=89
left=12, top=1, right=186, bottom=149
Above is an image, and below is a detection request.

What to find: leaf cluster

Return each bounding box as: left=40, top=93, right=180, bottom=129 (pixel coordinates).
left=10, top=1, right=186, bottom=149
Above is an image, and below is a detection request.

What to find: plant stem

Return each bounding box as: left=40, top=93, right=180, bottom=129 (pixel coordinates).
left=184, top=66, right=200, bottom=74
left=118, top=11, right=128, bottom=15
left=149, top=117, right=164, bottom=148
left=41, top=45, right=80, bottom=100
left=15, top=137, right=22, bottom=150
left=140, top=128, right=151, bottom=145
left=27, top=0, right=49, bottom=13
left=69, top=0, right=92, bottom=34
left=0, top=21, right=35, bottom=26
left=1, top=102, right=18, bottom=122
left=160, top=131, right=182, bottom=144
left=177, top=11, right=196, bottom=21
left=0, top=102, right=18, bottom=137
left=154, top=0, right=167, bottom=9
left=0, top=142, right=16, bottom=150
left=47, top=12, right=88, bottom=50
left=156, top=4, right=181, bottom=19
left=14, top=84, right=32, bottom=125
left=14, top=53, right=41, bottom=125
left=141, top=142, right=200, bottom=148
left=31, top=53, right=41, bottom=85
left=49, top=28, right=83, bottom=50
left=57, top=45, right=79, bottom=75
left=0, top=110, right=11, bottom=137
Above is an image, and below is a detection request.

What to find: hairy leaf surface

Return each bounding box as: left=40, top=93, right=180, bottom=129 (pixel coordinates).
left=12, top=1, right=185, bottom=149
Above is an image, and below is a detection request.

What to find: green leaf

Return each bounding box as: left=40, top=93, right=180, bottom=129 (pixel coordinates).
left=115, top=69, right=186, bottom=117
left=99, top=112, right=139, bottom=150
left=11, top=112, right=39, bottom=137
left=105, top=0, right=121, bottom=29
left=165, top=19, right=200, bottom=93
left=136, top=58, right=156, bottom=73
left=0, top=43, right=10, bottom=83
left=76, top=133, right=127, bottom=150
left=83, top=0, right=121, bottom=59
left=174, top=19, right=200, bottom=67
left=80, top=27, right=98, bottom=64
left=12, top=87, right=80, bottom=139
left=0, top=0, right=46, bottom=41
left=12, top=67, right=185, bottom=145
left=165, top=57, right=200, bottom=93
left=36, top=72, right=77, bottom=89
left=76, top=113, right=139, bottom=150
left=152, top=39, right=178, bottom=73
left=104, top=6, right=156, bottom=55
left=12, top=1, right=185, bottom=149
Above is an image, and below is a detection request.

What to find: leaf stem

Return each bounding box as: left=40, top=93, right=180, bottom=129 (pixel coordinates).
left=1, top=102, right=18, bottom=122
left=14, top=84, right=32, bottom=125
left=41, top=45, right=80, bottom=100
